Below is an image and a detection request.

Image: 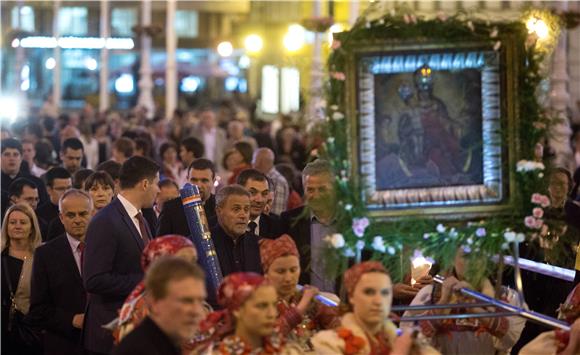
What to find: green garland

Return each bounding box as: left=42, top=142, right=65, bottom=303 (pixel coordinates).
left=319, top=6, right=563, bottom=285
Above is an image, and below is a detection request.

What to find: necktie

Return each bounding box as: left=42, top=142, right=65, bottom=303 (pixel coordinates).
left=248, top=221, right=258, bottom=236
left=136, top=212, right=152, bottom=243
left=77, top=241, right=85, bottom=275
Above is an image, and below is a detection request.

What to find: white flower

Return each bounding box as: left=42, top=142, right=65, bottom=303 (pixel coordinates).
left=372, top=236, right=386, bottom=253
left=493, top=41, right=502, bottom=51
left=345, top=204, right=353, bottom=211
left=490, top=27, right=499, bottom=38
left=449, top=228, right=458, bottom=238
left=387, top=246, right=396, bottom=255
left=501, top=243, right=510, bottom=250
left=475, top=227, right=486, bottom=237
left=332, top=112, right=345, bottom=120
left=466, top=237, right=474, bottom=245
left=326, top=233, right=345, bottom=249
left=356, top=240, right=365, bottom=250
left=343, top=248, right=355, bottom=257
left=515, top=233, right=525, bottom=243
left=516, top=160, right=545, bottom=172
left=504, top=231, right=516, bottom=243
left=436, top=224, right=446, bottom=233
left=327, top=137, right=335, bottom=144
left=423, top=233, right=430, bottom=240
left=330, top=105, right=339, bottom=111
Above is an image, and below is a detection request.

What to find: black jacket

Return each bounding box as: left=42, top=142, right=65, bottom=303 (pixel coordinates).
left=156, top=194, right=216, bottom=238
left=280, top=206, right=312, bottom=285
left=28, top=235, right=86, bottom=355
left=210, top=223, right=262, bottom=277
left=255, top=213, right=283, bottom=240
left=112, top=317, right=180, bottom=355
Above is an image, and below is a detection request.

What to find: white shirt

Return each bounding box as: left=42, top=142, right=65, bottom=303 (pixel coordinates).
left=247, top=215, right=261, bottom=236
left=66, top=234, right=83, bottom=274
left=202, top=127, right=217, bottom=162
left=117, top=193, right=143, bottom=238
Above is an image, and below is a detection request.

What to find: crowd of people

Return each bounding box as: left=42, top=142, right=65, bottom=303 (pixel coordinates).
left=1, top=103, right=580, bottom=355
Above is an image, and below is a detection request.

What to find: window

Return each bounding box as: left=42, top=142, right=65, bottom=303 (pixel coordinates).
left=11, top=6, right=34, bottom=32
left=280, top=67, right=300, bottom=113
left=111, top=8, right=137, bottom=37
left=58, top=7, right=88, bottom=36
left=175, top=10, right=199, bottom=38
left=261, top=66, right=280, bottom=114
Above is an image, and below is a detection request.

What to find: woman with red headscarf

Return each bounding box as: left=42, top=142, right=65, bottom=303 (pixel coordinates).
left=520, top=284, right=580, bottom=355
left=260, top=235, right=340, bottom=350
left=113, top=235, right=198, bottom=343
left=194, top=272, right=302, bottom=354
left=312, top=261, right=438, bottom=355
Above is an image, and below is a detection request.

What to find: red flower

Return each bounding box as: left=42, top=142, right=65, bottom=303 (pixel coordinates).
left=337, top=327, right=366, bottom=355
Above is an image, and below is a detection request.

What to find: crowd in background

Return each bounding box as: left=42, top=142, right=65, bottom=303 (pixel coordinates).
left=1, top=100, right=580, bottom=355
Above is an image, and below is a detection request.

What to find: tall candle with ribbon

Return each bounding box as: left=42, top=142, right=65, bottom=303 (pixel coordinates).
left=180, top=183, right=223, bottom=299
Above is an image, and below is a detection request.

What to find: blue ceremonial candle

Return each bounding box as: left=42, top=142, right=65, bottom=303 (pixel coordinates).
left=180, top=183, right=223, bottom=298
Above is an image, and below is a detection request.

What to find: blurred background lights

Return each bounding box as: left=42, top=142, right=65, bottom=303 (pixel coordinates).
left=244, top=34, right=263, bottom=54
left=526, top=17, right=549, bottom=40
left=238, top=55, right=250, bottom=69
left=85, top=57, right=97, bottom=71
left=217, top=41, right=233, bottom=57
left=11, top=39, right=20, bottom=48
left=180, top=76, right=201, bottom=93
left=20, top=65, right=30, bottom=91
left=0, top=96, right=22, bottom=124
left=45, top=57, right=56, bottom=70
left=283, top=24, right=305, bottom=52
left=115, top=74, right=134, bottom=93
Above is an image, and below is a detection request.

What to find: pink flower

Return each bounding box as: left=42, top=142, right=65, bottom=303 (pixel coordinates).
left=493, top=41, right=502, bottom=51
left=532, top=207, right=544, bottom=219
left=540, top=196, right=550, bottom=208
left=531, top=193, right=542, bottom=204
left=524, top=216, right=536, bottom=229
left=331, top=40, right=341, bottom=50
left=534, top=218, right=544, bottom=229
left=404, top=14, right=411, bottom=24
left=410, top=15, right=417, bottom=24
left=330, top=72, right=346, bottom=81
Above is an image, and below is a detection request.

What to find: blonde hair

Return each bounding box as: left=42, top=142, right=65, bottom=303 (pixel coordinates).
left=1, top=203, right=42, bottom=252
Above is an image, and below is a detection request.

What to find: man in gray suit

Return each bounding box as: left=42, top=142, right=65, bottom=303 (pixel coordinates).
left=190, top=108, right=227, bottom=171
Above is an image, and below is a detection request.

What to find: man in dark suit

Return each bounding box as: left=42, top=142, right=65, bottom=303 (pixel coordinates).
left=281, top=159, right=338, bottom=292
left=83, top=156, right=160, bottom=354
left=236, top=168, right=282, bottom=239
left=36, top=167, right=72, bottom=241
left=210, top=185, right=262, bottom=276
left=29, top=189, right=92, bottom=355
left=112, top=258, right=207, bottom=355
left=157, top=158, right=217, bottom=238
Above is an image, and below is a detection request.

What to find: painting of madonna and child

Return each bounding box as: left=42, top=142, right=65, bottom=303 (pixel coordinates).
left=374, top=64, right=484, bottom=191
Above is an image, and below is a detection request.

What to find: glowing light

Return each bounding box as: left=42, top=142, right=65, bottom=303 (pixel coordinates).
left=238, top=55, right=250, bottom=69
left=45, top=57, right=56, bottom=70
left=410, top=253, right=433, bottom=286
left=526, top=17, right=549, bottom=40
left=328, top=23, right=345, bottom=44
left=0, top=96, right=22, bottom=124
left=217, top=41, right=233, bottom=57
left=85, top=57, right=97, bottom=71
left=283, top=24, right=305, bottom=52
left=20, top=65, right=30, bottom=91
left=14, top=36, right=133, bottom=49
left=244, top=34, right=263, bottom=54
left=225, top=77, right=239, bottom=91
left=115, top=74, right=134, bottom=93
left=180, top=76, right=200, bottom=93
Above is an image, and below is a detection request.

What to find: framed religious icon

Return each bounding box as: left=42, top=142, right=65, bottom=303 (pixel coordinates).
left=344, top=38, right=520, bottom=218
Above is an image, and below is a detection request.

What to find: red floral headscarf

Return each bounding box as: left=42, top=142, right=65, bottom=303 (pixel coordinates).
left=259, top=234, right=299, bottom=272
left=343, top=261, right=388, bottom=296
left=141, top=234, right=195, bottom=271
left=200, top=273, right=271, bottom=343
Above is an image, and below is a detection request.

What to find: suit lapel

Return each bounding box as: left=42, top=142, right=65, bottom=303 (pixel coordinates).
left=55, top=236, right=83, bottom=284
left=113, top=199, right=145, bottom=250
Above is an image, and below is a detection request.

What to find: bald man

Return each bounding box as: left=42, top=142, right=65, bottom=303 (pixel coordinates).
left=252, top=148, right=289, bottom=215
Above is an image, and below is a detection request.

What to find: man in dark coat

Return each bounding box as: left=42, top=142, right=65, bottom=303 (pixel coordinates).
left=157, top=158, right=217, bottom=238
left=83, top=157, right=159, bottom=354
left=112, top=258, right=206, bottom=355
left=236, top=168, right=282, bottom=239
left=29, top=189, right=92, bottom=355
